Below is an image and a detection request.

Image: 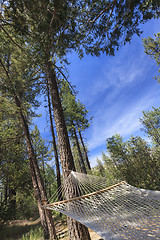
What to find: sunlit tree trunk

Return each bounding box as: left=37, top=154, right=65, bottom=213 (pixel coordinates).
left=78, top=130, right=91, bottom=170
left=46, top=82, right=62, bottom=202
left=45, top=54, right=91, bottom=240
left=73, top=128, right=87, bottom=174
left=14, top=95, right=57, bottom=240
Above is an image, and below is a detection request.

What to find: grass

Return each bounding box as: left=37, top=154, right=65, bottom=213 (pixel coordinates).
left=0, top=221, right=42, bottom=240
left=0, top=215, right=68, bottom=240
left=20, top=225, right=43, bottom=240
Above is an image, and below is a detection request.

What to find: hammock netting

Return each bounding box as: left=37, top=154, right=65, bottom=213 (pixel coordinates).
left=44, top=171, right=160, bottom=240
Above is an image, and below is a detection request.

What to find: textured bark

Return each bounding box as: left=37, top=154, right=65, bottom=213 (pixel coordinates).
left=28, top=154, right=49, bottom=239
left=45, top=55, right=91, bottom=240
left=78, top=130, right=91, bottom=170
left=47, top=82, right=62, bottom=202
left=73, top=128, right=87, bottom=174
left=14, top=95, right=57, bottom=240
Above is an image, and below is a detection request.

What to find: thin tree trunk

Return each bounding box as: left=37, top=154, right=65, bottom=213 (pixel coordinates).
left=42, top=156, right=46, bottom=189
left=28, top=152, right=49, bottom=239
left=4, top=182, right=8, bottom=205
left=45, top=54, right=91, bottom=240
left=9, top=187, right=16, bottom=219
left=78, top=130, right=91, bottom=170
left=73, top=128, right=87, bottom=174
left=14, top=95, right=57, bottom=240
left=1, top=56, right=57, bottom=240
left=47, top=81, right=62, bottom=202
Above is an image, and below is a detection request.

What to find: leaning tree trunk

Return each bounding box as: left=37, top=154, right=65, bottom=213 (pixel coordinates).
left=14, top=95, right=57, bottom=240
left=78, top=130, right=91, bottom=170
left=73, top=128, right=87, bottom=174
left=47, top=81, right=62, bottom=202
left=45, top=54, right=91, bottom=240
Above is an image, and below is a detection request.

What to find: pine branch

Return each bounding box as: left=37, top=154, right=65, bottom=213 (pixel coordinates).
left=0, top=57, right=10, bottom=80
left=0, top=134, right=25, bottom=143
left=89, top=0, right=116, bottom=23
left=53, top=63, right=76, bottom=94
left=0, top=25, right=23, bottom=50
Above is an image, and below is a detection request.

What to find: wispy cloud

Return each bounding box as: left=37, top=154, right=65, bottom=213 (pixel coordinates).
left=87, top=87, right=160, bottom=151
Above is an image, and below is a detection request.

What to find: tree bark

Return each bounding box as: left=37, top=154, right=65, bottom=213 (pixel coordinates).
left=14, top=95, right=57, bottom=240
left=9, top=187, right=16, bottom=219
left=45, top=54, right=91, bottom=240
left=4, top=182, right=8, bottom=205
left=73, top=128, right=87, bottom=174
left=78, top=130, right=91, bottom=170
left=47, top=81, right=62, bottom=202
left=28, top=157, right=49, bottom=239
left=42, top=156, right=46, bottom=189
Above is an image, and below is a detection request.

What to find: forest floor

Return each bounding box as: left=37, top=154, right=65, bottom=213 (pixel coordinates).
left=0, top=217, right=103, bottom=240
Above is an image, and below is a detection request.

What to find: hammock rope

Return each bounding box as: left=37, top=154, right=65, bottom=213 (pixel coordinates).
left=44, top=171, right=160, bottom=240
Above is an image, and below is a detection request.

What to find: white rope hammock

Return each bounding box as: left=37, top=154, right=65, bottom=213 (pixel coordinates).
left=44, top=171, right=160, bottom=240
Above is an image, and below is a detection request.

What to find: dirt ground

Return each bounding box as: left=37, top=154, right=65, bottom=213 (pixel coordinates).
left=55, top=218, right=103, bottom=240
left=8, top=218, right=103, bottom=239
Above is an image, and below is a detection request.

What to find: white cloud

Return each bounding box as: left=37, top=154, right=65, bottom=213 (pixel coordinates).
left=87, top=88, right=160, bottom=151
left=89, top=153, right=102, bottom=167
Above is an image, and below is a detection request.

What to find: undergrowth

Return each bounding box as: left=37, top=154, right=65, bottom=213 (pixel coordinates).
left=0, top=222, right=42, bottom=240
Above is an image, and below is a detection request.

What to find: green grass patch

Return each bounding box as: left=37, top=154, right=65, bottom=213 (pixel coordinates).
left=0, top=222, right=42, bottom=240
left=19, top=225, right=43, bottom=240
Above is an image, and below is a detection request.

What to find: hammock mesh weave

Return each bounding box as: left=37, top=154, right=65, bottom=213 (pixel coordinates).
left=44, top=171, right=160, bottom=240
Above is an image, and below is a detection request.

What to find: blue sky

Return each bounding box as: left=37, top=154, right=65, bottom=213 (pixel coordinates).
left=35, top=18, right=160, bottom=168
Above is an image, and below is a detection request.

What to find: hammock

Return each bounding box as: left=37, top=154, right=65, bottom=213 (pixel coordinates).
left=44, top=171, right=160, bottom=240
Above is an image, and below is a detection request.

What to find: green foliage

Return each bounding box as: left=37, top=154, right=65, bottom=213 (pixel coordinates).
left=70, top=139, right=86, bottom=171
left=0, top=221, right=42, bottom=240
left=20, top=225, right=43, bottom=240
left=16, top=193, right=39, bottom=220
left=143, top=32, right=160, bottom=81
left=141, top=107, right=160, bottom=145
left=91, top=152, right=118, bottom=181
left=0, top=94, right=33, bottom=221
left=2, top=0, right=160, bottom=58
left=31, top=125, right=51, bottom=163
left=106, top=134, right=160, bottom=190
left=60, top=80, right=90, bottom=134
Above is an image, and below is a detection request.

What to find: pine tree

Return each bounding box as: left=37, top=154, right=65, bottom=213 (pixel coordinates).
left=1, top=1, right=159, bottom=238
left=143, top=32, right=160, bottom=81
left=0, top=28, right=57, bottom=239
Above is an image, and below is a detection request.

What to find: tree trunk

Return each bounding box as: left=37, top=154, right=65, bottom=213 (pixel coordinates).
left=14, top=95, right=57, bottom=240
left=45, top=55, right=91, bottom=240
left=28, top=153, right=49, bottom=239
left=47, top=81, right=62, bottom=202
left=4, top=182, right=8, bottom=205
left=78, top=130, right=91, bottom=170
left=9, top=187, right=16, bottom=219
left=42, top=157, right=46, bottom=189
left=73, top=128, right=87, bottom=174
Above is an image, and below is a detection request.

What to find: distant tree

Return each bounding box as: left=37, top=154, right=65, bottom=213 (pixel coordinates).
left=60, top=81, right=91, bottom=173
left=44, top=164, right=57, bottom=199
left=101, top=152, right=118, bottom=180
left=31, top=125, right=54, bottom=189
left=143, top=32, right=160, bottom=81
left=106, top=134, right=159, bottom=189
left=140, top=107, right=160, bottom=145
left=0, top=28, right=57, bottom=239
left=0, top=95, right=33, bottom=220
left=96, top=158, right=106, bottom=177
